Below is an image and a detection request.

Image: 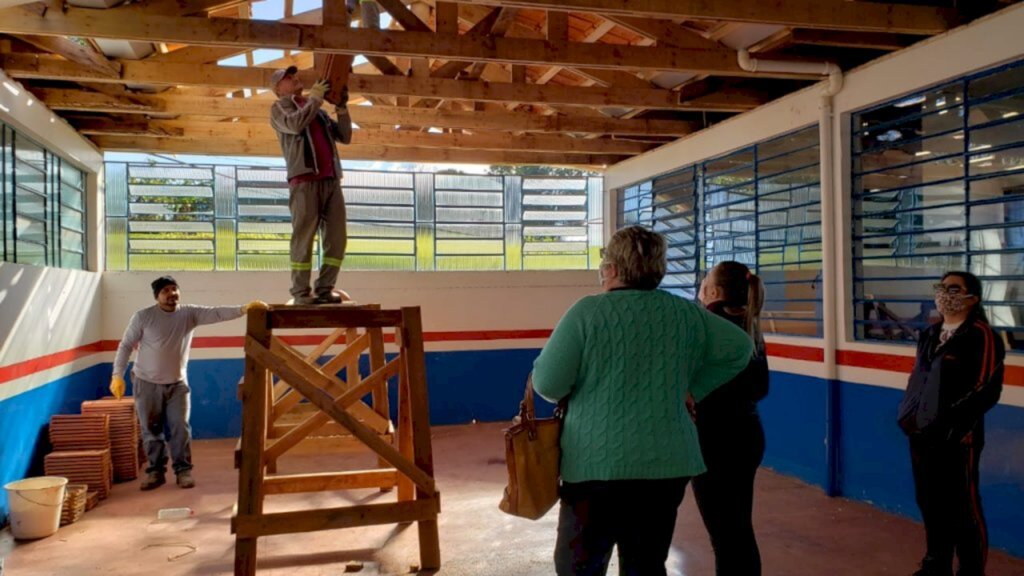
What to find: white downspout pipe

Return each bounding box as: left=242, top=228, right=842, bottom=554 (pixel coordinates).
left=738, top=49, right=844, bottom=495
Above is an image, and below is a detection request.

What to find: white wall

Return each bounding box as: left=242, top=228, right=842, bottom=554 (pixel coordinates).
left=604, top=3, right=1024, bottom=387
left=0, top=262, right=103, bottom=402
left=0, top=70, right=103, bottom=174
left=101, top=270, right=597, bottom=356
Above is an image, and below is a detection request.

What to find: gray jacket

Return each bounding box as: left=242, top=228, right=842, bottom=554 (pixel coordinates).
left=269, top=95, right=353, bottom=181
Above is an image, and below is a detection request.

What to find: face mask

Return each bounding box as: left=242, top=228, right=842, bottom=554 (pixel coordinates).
left=935, top=292, right=968, bottom=315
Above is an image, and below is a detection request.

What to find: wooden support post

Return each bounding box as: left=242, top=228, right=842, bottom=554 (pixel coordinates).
left=369, top=323, right=390, bottom=476
left=233, top=304, right=438, bottom=572
left=401, top=307, right=441, bottom=570
left=234, top=307, right=270, bottom=576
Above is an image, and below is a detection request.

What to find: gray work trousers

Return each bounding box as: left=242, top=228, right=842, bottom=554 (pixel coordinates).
left=289, top=177, right=348, bottom=298
left=133, top=376, right=192, bottom=475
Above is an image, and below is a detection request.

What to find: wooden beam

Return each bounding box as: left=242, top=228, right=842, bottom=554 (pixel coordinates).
left=450, top=0, right=958, bottom=34
left=602, top=15, right=722, bottom=51
left=232, top=498, right=439, bottom=538
left=0, top=8, right=806, bottom=77
left=122, top=0, right=250, bottom=16
left=375, top=0, right=432, bottom=32
left=83, top=118, right=655, bottom=154
left=14, top=34, right=120, bottom=77
left=248, top=335, right=437, bottom=495
left=435, top=1, right=459, bottom=36
left=789, top=29, right=917, bottom=51
left=262, top=470, right=398, bottom=495
left=71, top=117, right=184, bottom=137
left=8, top=57, right=763, bottom=110
left=546, top=10, right=568, bottom=42
left=430, top=7, right=503, bottom=78
left=39, top=89, right=699, bottom=135
left=89, top=135, right=625, bottom=166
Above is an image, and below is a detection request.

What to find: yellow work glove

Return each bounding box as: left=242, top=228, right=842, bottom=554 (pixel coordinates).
left=109, top=375, right=126, bottom=400
left=241, top=300, right=269, bottom=314
left=308, top=79, right=330, bottom=101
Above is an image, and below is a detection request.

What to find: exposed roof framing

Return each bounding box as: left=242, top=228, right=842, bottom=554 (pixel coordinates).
left=0, top=0, right=1004, bottom=167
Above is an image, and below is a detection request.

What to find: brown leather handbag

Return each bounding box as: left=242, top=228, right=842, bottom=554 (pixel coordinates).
left=499, top=376, right=564, bottom=520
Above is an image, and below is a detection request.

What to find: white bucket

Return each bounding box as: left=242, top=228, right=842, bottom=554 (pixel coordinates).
left=4, top=476, right=68, bottom=540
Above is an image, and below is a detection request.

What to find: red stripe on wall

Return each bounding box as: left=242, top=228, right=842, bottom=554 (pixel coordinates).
left=766, top=342, right=825, bottom=363
left=0, top=341, right=116, bottom=385
left=2, top=332, right=1021, bottom=387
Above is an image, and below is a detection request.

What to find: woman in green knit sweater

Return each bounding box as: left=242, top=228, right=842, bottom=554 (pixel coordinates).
left=533, top=226, right=755, bottom=576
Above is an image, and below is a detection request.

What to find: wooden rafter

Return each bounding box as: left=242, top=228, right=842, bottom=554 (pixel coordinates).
left=75, top=118, right=655, bottom=154
left=35, top=89, right=698, bottom=135
left=7, top=56, right=768, bottom=111
left=13, top=34, right=121, bottom=77
left=0, top=7, right=819, bottom=78
left=88, top=135, right=627, bottom=167
left=448, top=0, right=959, bottom=34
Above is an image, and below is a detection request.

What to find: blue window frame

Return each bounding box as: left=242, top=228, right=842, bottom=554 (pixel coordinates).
left=615, top=125, right=822, bottom=336
left=851, top=58, right=1024, bottom=351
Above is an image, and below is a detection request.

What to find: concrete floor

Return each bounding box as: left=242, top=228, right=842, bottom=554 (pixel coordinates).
left=2, top=422, right=1023, bottom=576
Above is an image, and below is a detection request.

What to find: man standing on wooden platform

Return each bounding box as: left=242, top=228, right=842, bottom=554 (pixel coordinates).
left=110, top=276, right=266, bottom=490
left=269, top=66, right=354, bottom=305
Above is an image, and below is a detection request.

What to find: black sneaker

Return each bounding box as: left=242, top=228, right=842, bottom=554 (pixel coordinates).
left=140, top=471, right=166, bottom=491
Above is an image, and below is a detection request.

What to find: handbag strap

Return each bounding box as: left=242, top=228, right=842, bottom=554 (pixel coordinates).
left=519, top=375, right=567, bottom=437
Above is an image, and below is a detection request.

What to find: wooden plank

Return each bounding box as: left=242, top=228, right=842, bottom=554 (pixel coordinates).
left=790, top=29, right=916, bottom=51
left=41, top=89, right=698, bottom=134
left=375, top=0, right=432, bottom=32
left=399, top=307, right=441, bottom=569
left=265, top=352, right=400, bottom=461
left=446, top=0, right=958, bottom=34
left=269, top=307, right=403, bottom=330
left=270, top=336, right=390, bottom=435
left=602, top=16, right=723, bottom=51
left=234, top=307, right=270, bottom=576
left=111, top=119, right=656, bottom=154
left=435, top=1, right=459, bottom=36
left=0, top=8, right=807, bottom=76
left=233, top=498, right=440, bottom=538
left=396, top=333, right=415, bottom=503
left=247, top=336, right=436, bottom=494
left=11, top=59, right=762, bottom=110
left=14, top=34, right=120, bottom=77
left=87, top=136, right=627, bottom=167
left=430, top=7, right=502, bottom=79
left=546, top=10, right=567, bottom=42
left=319, top=332, right=370, bottom=375
left=263, top=469, right=398, bottom=494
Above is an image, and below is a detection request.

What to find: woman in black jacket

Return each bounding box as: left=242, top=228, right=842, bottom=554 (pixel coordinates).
left=693, top=260, right=769, bottom=576
left=898, top=271, right=1005, bottom=576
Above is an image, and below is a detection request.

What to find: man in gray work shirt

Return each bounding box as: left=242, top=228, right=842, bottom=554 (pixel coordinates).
left=110, top=276, right=265, bottom=490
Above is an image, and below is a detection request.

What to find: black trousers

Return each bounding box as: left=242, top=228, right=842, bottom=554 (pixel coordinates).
left=554, top=477, right=689, bottom=576
left=692, top=415, right=766, bottom=576
left=910, top=437, right=988, bottom=576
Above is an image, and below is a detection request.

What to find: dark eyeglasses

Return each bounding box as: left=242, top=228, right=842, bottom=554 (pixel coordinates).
left=933, top=283, right=969, bottom=295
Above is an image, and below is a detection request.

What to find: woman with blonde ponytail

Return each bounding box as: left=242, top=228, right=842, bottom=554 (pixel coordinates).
left=694, top=260, right=770, bottom=576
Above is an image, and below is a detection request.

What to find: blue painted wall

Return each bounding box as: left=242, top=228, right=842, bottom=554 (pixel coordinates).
left=837, top=380, right=1024, bottom=558
left=0, top=364, right=108, bottom=526
left=760, top=371, right=829, bottom=489
left=103, top=354, right=1024, bottom=557
left=175, top=347, right=548, bottom=440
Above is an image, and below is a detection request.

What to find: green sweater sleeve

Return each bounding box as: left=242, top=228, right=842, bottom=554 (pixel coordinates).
left=689, top=308, right=755, bottom=402
left=532, top=298, right=588, bottom=403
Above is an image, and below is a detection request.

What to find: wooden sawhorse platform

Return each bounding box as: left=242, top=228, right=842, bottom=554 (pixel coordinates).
left=232, top=304, right=440, bottom=575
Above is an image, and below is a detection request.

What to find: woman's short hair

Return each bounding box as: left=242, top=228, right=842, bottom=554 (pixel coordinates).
left=602, top=226, right=666, bottom=290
